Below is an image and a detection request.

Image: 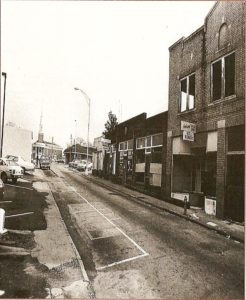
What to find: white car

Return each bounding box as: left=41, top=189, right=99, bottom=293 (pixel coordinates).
left=5, top=155, right=35, bottom=174
left=0, top=158, right=24, bottom=183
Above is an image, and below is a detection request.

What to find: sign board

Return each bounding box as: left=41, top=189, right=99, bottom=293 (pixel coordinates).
left=183, top=131, right=194, bottom=142
left=101, top=138, right=111, bottom=144
left=181, top=121, right=196, bottom=133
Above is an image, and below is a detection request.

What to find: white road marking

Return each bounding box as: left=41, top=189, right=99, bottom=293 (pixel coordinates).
left=70, top=186, right=148, bottom=256
left=96, top=253, right=149, bottom=271
left=5, top=184, right=33, bottom=191
left=5, top=212, right=34, bottom=218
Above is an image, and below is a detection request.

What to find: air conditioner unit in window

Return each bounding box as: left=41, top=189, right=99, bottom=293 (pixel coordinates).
left=145, top=148, right=151, bottom=154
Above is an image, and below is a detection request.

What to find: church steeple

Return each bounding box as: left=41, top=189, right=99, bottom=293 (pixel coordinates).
left=38, top=112, right=44, bottom=143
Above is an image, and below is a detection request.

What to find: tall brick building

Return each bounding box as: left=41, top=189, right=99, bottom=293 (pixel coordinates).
left=167, top=2, right=245, bottom=221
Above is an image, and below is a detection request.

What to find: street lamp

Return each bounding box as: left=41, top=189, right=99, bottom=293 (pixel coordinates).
left=74, top=119, right=77, bottom=159
left=74, top=87, right=91, bottom=175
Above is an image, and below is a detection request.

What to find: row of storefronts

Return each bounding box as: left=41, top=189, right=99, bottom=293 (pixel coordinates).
left=92, top=2, right=245, bottom=222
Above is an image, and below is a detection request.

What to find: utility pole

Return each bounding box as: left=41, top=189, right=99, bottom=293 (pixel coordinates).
left=1, top=72, right=7, bottom=158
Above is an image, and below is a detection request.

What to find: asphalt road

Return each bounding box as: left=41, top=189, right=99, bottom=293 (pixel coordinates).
left=48, top=164, right=244, bottom=299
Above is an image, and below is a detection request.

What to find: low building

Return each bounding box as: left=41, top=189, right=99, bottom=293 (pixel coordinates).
left=92, top=136, right=111, bottom=177
left=63, top=144, right=95, bottom=163
left=2, top=122, right=33, bottom=162
left=32, top=132, right=63, bottom=163
left=103, top=111, right=168, bottom=198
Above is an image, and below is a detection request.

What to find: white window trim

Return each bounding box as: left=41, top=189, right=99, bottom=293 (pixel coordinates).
left=211, top=51, right=236, bottom=102
left=136, top=133, right=163, bottom=150
left=180, top=72, right=195, bottom=113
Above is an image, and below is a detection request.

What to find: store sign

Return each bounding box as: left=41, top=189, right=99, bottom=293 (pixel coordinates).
left=181, top=121, right=196, bottom=133
left=183, top=131, right=194, bottom=142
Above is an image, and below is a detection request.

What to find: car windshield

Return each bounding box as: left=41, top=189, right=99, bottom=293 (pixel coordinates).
left=6, top=160, right=18, bottom=166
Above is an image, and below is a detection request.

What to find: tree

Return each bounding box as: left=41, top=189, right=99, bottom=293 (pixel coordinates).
left=102, top=111, right=118, bottom=139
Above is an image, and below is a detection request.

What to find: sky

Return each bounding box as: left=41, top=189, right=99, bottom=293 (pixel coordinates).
left=1, top=0, right=215, bottom=148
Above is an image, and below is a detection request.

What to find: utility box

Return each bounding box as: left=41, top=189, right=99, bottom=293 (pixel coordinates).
left=205, top=197, right=216, bottom=216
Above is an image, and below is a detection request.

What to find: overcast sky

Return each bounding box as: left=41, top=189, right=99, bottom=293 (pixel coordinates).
left=1, top=1, right=215, bottom=148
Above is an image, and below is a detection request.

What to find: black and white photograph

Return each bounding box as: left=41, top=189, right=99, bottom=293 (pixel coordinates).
left=0, top=1, right=244, bottom=299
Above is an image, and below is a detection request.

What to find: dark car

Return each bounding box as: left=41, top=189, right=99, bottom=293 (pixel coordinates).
left=39, top=157, right=51, bottom=170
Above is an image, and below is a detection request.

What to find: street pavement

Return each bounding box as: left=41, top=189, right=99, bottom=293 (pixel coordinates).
left=0, top=169, right=92, bottom=299
left=49, top=163, right=244, bottom=299
left=0, top=164, right=244, bottom=299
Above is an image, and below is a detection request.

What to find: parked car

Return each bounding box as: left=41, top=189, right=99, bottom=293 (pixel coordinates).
left=69, top=159, right=81, bottom=168
left=76, top=160, right=87, bottom=171
left=0, top=179, right=4, bottom=200
left=39, top=156, right=51, bottom=170
left=56, top=158, right=65, bottom=164
left=77, top=161, right=92, bottom=172
left=5, top=155, right=35, bottom=174
left=0, top=158, right=24, bottom=183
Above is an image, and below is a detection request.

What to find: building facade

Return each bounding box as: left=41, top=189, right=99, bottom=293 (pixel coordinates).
left=103, top=111, right=168, bottom=198
left=32, top=132, right=63, bottom=163
left=167, top=2, right=245, bottom=221
left=3, top=122, right=33, bottom=162
left=64, top=144, right=95, bottom=163
left=92, top=136, right=111, bottom=177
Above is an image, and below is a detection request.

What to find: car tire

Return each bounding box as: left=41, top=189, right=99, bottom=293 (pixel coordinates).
left=1, top=172, right=7, bottom=183
left=22, top=167, right=26, bottom=174
left=12, top=178, right=17, bottom=184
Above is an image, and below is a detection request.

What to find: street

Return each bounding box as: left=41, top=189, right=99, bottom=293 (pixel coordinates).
left=50, top=164, right=244, bottom=299
left=0, top=165, right=244, bottom=299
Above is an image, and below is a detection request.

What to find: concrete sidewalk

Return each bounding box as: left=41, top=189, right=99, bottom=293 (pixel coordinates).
left=75, top=171, right=244, bottom=244
left=30, top=169, right=91, bottom=298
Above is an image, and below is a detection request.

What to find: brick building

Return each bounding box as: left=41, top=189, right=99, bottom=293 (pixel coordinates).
left=167, top=2, right=245, bottom=221
left=103, top=111, right=168, bottom=198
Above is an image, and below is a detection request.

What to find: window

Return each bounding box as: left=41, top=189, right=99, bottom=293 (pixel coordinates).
left=136, top=137, right=145, bottom=149
left=152, top=133, right=163, bottom=147
left=211, top=52, right=235, bottom=101
left=127, top=139, right=133, bottom=150
left=180, top=74, right=195, bottom=112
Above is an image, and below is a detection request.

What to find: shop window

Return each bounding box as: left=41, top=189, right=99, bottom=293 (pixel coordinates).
left=152, top=133, right=163, bottom=147
left=151, top=147, right=162, bottom=163
left=136, top=149, right=145, bottom=163
left=180, top=74, right=195, bottom=112
left=136, top=137, right=145, bottom=149
left=211, top=52, right=235, bottom=101
left=128, top=139, right=133, bottom=150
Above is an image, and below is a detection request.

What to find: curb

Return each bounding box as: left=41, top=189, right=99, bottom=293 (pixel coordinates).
left=81, top=174, right=244, bottom=244
left=51, top=166, right=244, bottom=244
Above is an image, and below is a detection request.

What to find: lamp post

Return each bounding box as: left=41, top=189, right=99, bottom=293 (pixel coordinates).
left=74, top=87, right=91, bottom=175
left=1, top=72, right=7, bottom=158
left=74, top=119, right=77, bottom=159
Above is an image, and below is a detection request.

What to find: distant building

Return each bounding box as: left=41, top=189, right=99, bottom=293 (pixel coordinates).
left=63, top=144, right=95, bottom=163
left=32, top=114, right=63, bottom=163
left=92, top=136, right=111, bottom=176
left=2, top=122, right=33, bottom=162
left=32, top=132, right=63, bottom=162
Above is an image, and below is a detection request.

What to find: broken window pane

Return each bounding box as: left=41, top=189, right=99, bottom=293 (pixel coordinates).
left=212, top=60, right=222, bottom=101
left=180, top=78, right=187, bottom=112
left=225, top=53, right=235, bottom=97
left=188, top=74, right=195, bottom=109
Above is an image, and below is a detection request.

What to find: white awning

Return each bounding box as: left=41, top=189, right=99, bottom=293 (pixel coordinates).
left=172, top=137, right=191, bottom=155
left=206, top=131, right=217, bottom=152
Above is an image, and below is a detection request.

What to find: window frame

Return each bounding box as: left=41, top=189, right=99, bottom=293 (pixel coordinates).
left=211, top=51, right=236, bottom=102
left=179, top=72, right=196, bottom=113
left=136, top=133, right=163, bottom=150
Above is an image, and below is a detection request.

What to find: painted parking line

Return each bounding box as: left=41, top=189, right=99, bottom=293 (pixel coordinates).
left=5, top=212, right=34, bottom=218
left=69, top=186, right=149, bottom=269
left=5, top=184, right=33, bottom=191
